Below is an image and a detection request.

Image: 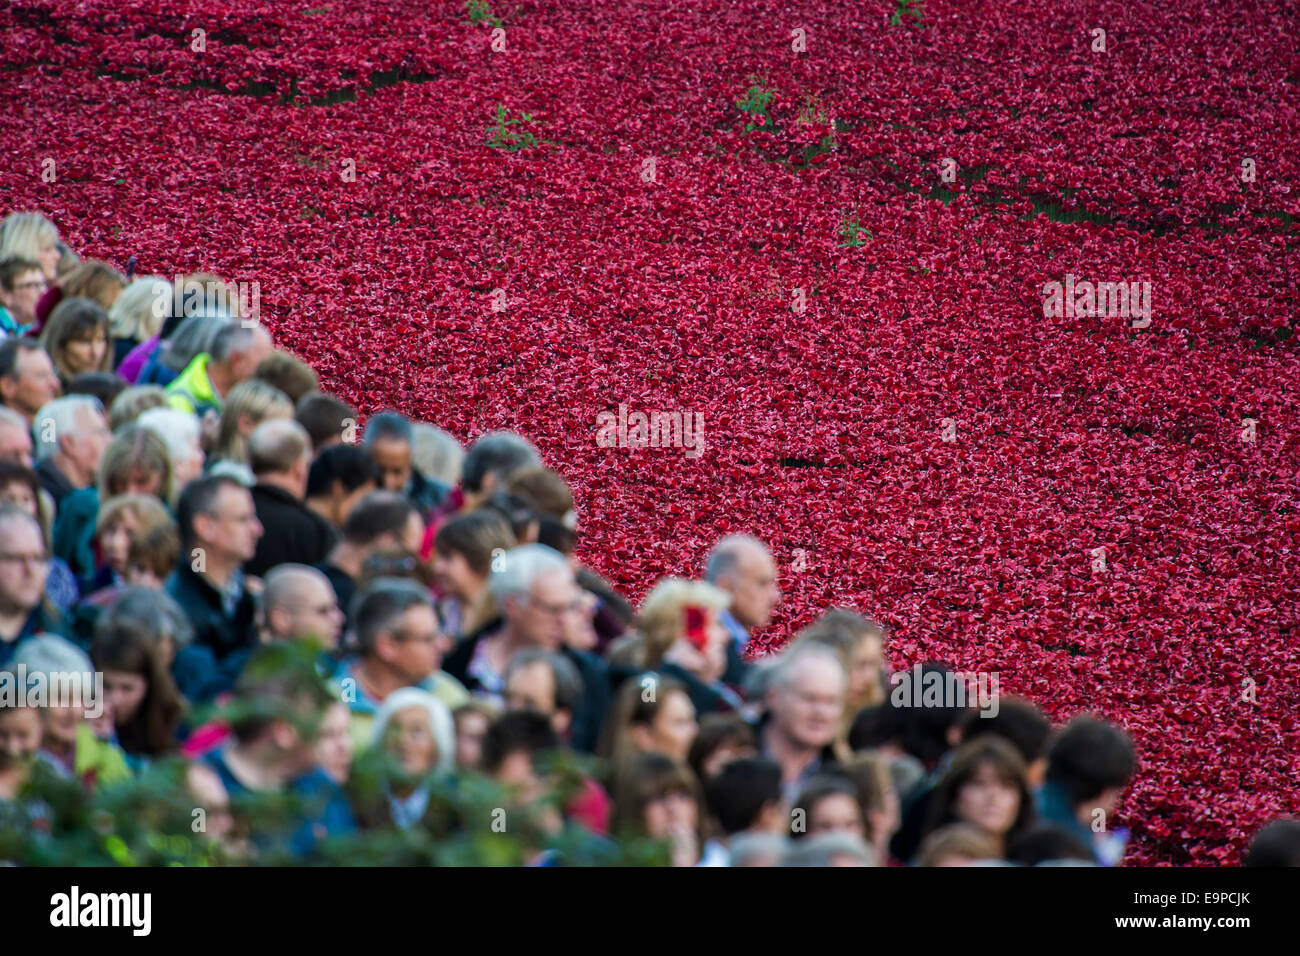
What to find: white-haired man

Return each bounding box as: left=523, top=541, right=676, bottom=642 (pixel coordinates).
left=760, top=644, right=848, bottom=799
left=442, top=543, right=609, bottom=752
left=704, top=533, right=782, bottom=686
left=33, top=395, right=110, bottom=506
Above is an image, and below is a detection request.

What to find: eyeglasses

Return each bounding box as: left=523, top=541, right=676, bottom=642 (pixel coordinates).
left=0, top=552, right=48, bottom=567
left=392, top=628, right=442, bottom=645
left=530, top=597, right=586, bottom=617
left=13, top=280, right=47, bottom=292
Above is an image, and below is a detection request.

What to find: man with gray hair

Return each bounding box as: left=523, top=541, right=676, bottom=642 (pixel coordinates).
left=704, top=533, right=782, bottom=686
left=246, top=419, right=335, bottom=576
left=443, top=543, right=609, bottom=752
left=330, top=577, right=468, bottom=748
left=780, top=831, right=876, bottom=867
left=0, top=406, right=33, bottom=467
left=363, top=410, right=448, bottom=520
left=165, top=318, right=272, bottom=416
left=760, top=644, right=848, bottom=799
left=459, top=431, right=540, bottom=510
left=0, top=506, right=57, bottom=669
left=33, top=395, right=110, bottom=506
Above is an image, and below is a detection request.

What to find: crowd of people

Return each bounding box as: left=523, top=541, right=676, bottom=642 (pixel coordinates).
left=0, top=209, right=1296, bottom=867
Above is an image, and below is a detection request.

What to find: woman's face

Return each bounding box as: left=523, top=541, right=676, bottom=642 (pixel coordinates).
left=849, top=634, right=884, bottom=702
left=808, top=792, right=866, bottom=839
left=63, top=328, right=108, bottom=374
left=0, top=481, right=37, bottom=518
left=387, top=705, right=438, bottom=777
left=432, top=548, right=480, bottom=602
left=117, top=467, right=164, bottom=498
left=455, top=711, right=489, bottom=769
left=0, top=707, right=43, bottom=768
left=315, top=703, right=353, bottom=784
left=103, top=670, right=149, bottom=727
left=38, top=241, right=60, bottom=281
left=954, top=762, right=1021, bottom=837
left=99, top=512, right=140, bottom=575
left=647, top=690, right=698, bottom=764
left=642, top=790, right=697, bottom=840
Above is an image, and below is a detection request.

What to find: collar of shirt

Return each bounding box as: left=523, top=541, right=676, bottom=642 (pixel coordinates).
left=719, top=609, right=750, bottom=652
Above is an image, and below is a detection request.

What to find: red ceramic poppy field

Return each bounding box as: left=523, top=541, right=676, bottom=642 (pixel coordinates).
left=3, top=0, right=1297, bottom=864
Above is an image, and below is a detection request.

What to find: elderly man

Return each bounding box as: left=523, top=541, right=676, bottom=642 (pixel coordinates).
left=0, top=406, right=34, bottom=467
left=0, top=506, right=59, bottom=668
left=705, top=534, right=782, bottom=686
left=759, top=644, right=848, bottom=799
left=261, top=564, right=345, bottom=651
left=33, top=395, right=110, bottom=506
left=245, top=419, right=336, bottom=576
left=442, top=543, right=609, bottom=752
left=166, top=319, right=273, bottom=416
left=0, top=339, right=61, bottom=427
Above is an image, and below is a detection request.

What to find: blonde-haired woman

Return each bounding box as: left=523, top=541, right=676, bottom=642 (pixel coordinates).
left=210, top=379, right=294, bottom=468
left=108, top=278, right=171, bottom=367
left=609, top=577, right=739, bottom=715
left=0, top=212, right=62, bottom=280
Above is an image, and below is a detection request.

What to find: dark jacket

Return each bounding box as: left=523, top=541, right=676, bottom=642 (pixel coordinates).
left=0, top=604, right=65, bottom=669
left=443, top=620, right=611, bottom=754
left=35, top=458, right=78, bottom=508
left=245, top=483, right=337, bottom=577
left=165, top=562, right=257, bottom=661
left=406, top=471, right=450, bottom=522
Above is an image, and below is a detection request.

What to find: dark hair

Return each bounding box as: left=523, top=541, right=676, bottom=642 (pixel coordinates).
left=0, top=338, right=45, bottom=380
left=854, top=663, right=969, bottom=768
left=351, top=578, right=434, bottom=656
left=127, top=522, right=181, bottom=579
left=0, top=461, right=46, bottom=537
left=505, top=467, right=572, bottom=519
left=90, top=617, right=185, bottom=757
left=461, top=432, right=540, bottom=494
left=536, top=516, right=575, bottom=556
left=295, top=392, right=357, bottom=450
left=476, top=492, right=537, bottom=542
left=340, top=491, right=417, bottom=546
left=0, top=257, right=42, bottom=291
left=1045, top=716, right=1136, bottom=806
left=307, top=443, right=378, bottom=499
left=481, top=710, right=559, bottom=774
left=961, top=697, right=1052, bottom=766
left=1244, top=819, right=1300, bottom=867
left=1005, top=823, right=1095, bottom=866
left=791, top=774, right=866, bottom=840
left=227, top=643, right=332, bottom=745
left=923, top=735, right=1035, bottom=847
left=175, top=473, right=246, bottom=547
left=687, top=712, right=758, bottom=782
left=705, top=757, right=782, bottom=836
left=505, top=649, right=583, bottom=715
left=66, top=371, right=128, bottom=410
left=363, top=410, right=412, bottom=445
left=41, top=296, right=111, bottom=380
left=434, top=510, right=516, bottom=577
left=611, top=752, right=703, bottom=841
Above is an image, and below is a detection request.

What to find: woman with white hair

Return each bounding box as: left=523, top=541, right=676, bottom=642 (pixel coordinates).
left=0, top=212, right=62, bottom=281
left=136, top=407, right=204, bottom=490
left=353, top=687, right=456, bottom=830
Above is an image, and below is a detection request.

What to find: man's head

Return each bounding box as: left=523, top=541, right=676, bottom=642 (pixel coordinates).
left=226, top=644, right=333, bottom=781
left=249, top=418, right=312, bottom=499
left=262, top=564, right=344, bottom=650
left=352, top=578, right=448, bottom=685
left=488, top=544, right=580, bottom=650
left=705, top=757, right=785, bottom=837
left=1045, top=716, right=1136, bottom=822
left=295, top=392, right=357, bottom=454
left=306, top=443, right=378, bottom=528
left=480, top=709, right=560, bottom=791
left=0, top=406, right=34, bottom=468
left=363, top=411, right=416, bottom=495
left=765, top=645, right=847, bottom=752
left=0, top=339, right=61, bottom=423
left=0, top=257, right=48, bottom=328
left=33, top=395, right=109, bottom=488
left=460, top=431, right=541, bottom=508
left=0, top=506, right=48, bottom=617
left=339, top=490, right=423, bottom=554
left=504, top=649, right=582, bottom=739
left=176, top=474, right=263, bottom=568
left=704, top=534, right=781, bottom=630
left=209, top=321, right=273, bottom=392
left=137, top=407, right=204, bottom=489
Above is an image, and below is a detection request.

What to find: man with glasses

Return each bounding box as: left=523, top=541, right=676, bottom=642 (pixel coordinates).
left=0, top=506, right=58, bottom=668
left=0, top=339, right=62, bottom=429
left=0, top=257, right=48, bottom=337
left=261, top=564, right=345, bottom=651
left=443, top=544, right=610, bottom=752
left=32, top=395, right=110, bottom=507
left=331, top=578, right=469, bottom=751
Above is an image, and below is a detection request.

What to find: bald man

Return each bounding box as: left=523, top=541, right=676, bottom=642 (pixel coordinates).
left=245, top=418, right=337, bottom=576
left=704, top=534, right=782, bottom=686
left=261, top=564, right=345, bottom=651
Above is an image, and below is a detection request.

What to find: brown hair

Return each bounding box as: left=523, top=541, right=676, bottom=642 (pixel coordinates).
left=916, top=822, right=1002, bottom=867
left=98, top=423, right=173, bottom=503
left=505, top=467, right=573, bottom=519
left=90, top=618, right=185, bottom=757
left=610, top=751, right=705, bottom=847
left=922, top=735, right=1034, bottom=850
left=55, top=259, right=126, bottom=310
left=127, top=523, right=181, bottom=580
left=41, top=296, right=112, bottom=380
left=254, top=351, right=319, bottom=405
left=598, top=673, right=692, bottom=769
